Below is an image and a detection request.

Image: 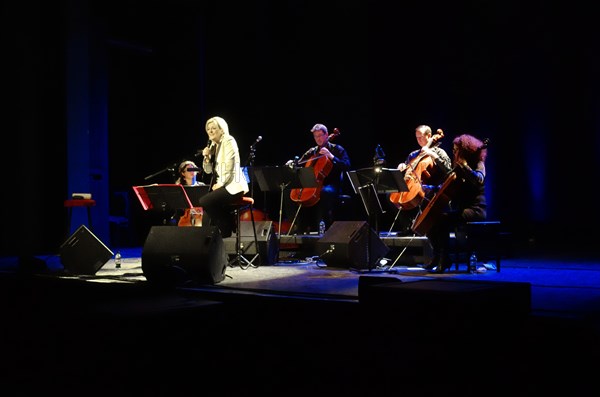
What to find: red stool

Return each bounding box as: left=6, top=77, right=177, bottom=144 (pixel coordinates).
left=227, top=196, right=260, bottom=269
left=64, top=199, right=96, bottom=237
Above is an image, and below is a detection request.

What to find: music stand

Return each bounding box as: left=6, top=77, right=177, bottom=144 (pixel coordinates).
left=252, top=166, right=317, bottom=237
left=348, top=167, right=408, bottom=194
left=348, top=167, right=408, bottom=216
left=347, top=168, right=409, bottom=271
left=183, top=185, right=211, bottom=207
left=133, top=184, right=193, bottom=225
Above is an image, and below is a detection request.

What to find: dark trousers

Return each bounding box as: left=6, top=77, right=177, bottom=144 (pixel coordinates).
left=427, top=208, right=486, bottom=257
left=197, top=188, right=244, bottom=237
left=284, top=184, right=337, bottom=233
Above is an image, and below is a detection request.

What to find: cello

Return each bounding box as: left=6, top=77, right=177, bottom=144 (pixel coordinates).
left=239, top=207, right=292, bottom=235
left=289, top=128, right=340, bottom=208
left=178, top=207, right=203, bottom=227
left=410, top=171, right=457, bottom=236
left=411, top=137, right=490, bottom=236
left=389, top=129, right=444, bottom=210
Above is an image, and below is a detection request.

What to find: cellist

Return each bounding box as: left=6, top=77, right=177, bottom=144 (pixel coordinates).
left=284, top=123, right=351, bottom=234
left=174, top=160, right=206, bottom=227
left=419, top=134, right=488, bottom=273
left=390, top=125, right=451, bottom=235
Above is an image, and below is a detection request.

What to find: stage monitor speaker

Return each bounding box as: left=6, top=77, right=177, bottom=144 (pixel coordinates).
left=60, top=225, right=114, bottom=275
left=142, top=226, right=227, bottom=287
left=316, top=221, right=389, bottom=270
left=223, top=220, right=279, bottom=265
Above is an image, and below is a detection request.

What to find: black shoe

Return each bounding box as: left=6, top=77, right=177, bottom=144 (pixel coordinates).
left=220, top=228, right=233, bottom=238
left=423, top=255, right=439, bottom=271
left=429, top=255, right=452, bottom=274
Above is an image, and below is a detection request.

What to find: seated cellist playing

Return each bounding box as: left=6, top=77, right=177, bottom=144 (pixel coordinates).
left=389, top=125, right=451, bottom=235
left=419, top=133, right=488, bottom=273
left=284, top=123, right=351, bottom=234
left=175, top=160, right=205, bottom=226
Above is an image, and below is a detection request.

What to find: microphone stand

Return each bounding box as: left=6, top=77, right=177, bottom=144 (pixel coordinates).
left=242, top=142, right=260, bottom=265
left=245, top=144, right=257, bottom=199
left=144, top=163, right=177, bottom=181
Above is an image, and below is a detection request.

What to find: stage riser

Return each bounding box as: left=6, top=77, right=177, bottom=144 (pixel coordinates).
left=359, top=277, right=531, bottom=331
left=278, top=234, right=433, bottom=266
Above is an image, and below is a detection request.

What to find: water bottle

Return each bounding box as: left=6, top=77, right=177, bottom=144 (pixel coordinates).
left=319, top=220, right=326, bottom=235
left=469, top=253, right=477, bottom=274
left=115, top=251, right=122, bottom=269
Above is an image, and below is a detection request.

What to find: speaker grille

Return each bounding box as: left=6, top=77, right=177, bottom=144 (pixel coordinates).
left=317, top=221, right=389, bottom=270
left=223, top=221, right=279, bottom=265
left=60, top=225, right=113, bottom=275
left=142, top=226, right=227, bottom=286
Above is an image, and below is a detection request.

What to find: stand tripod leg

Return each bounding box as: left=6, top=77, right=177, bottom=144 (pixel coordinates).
left=287, top=204, right=302, bottom=236
left=247, top=203, right=261, bottom=266
left=278, top=185, right=285, bottom=237
left=388, top=207, right=402, bottom=234
left=227, top=205, right=259, bottom=270
left=388, top=233, right=417, bottom=271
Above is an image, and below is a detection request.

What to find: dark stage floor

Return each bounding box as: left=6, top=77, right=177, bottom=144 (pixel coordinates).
left=1, top=237, right=600, bottom=396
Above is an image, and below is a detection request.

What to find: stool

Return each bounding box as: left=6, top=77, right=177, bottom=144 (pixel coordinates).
left=452, top=221, right=502, bottom=272
left=64, top=199, right=96, bottom=237
left=227, top=196, right=260, bottom=269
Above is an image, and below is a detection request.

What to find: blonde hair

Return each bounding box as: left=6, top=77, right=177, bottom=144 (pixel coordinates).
left=206, top=116, right=230, bottom=136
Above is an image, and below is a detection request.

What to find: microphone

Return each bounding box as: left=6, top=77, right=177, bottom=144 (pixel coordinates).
left=250, top=135, right=262, bottom=149
left=205, top=139, right=215, bottom=156
left=304, top=146, right=317, bottom=157
left=196, top=140, right=214, bottom=159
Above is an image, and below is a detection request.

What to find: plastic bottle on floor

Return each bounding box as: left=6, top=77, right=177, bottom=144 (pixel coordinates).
left=469, top=253, right=477, bottom=274
left=319, top=220, right=326, bottom=235
left=115, top=251, right=122, bottom=269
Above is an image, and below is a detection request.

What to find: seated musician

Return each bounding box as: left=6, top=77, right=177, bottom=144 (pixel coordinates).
left=175, top=160, right=204, bottom=186
left=390, top=125, right=451, bottom=235
left=175, top=160, right=205, bottom=226
left=284, top=123, right=351, bottom=234
left=420, top=134, right=488, bottom=273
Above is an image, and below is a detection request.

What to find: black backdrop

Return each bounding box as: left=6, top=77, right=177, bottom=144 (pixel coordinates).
left=2, top=0, right=599, bottom=256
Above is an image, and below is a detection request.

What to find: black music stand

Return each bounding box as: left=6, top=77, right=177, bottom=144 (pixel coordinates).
left=133, top=184, right=193, bottom=225
left=349, top=167, right=408, bottom=194
left=347, top=168, right=409, bottom=271
left=183, top=185, right=211, bottom=207
left=252, top=166, right=318, bottom=237
left=347, top=167, right=408, bottom=223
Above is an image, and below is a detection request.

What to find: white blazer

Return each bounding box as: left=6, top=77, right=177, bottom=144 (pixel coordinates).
left=203, top=134, right=249, bottom=195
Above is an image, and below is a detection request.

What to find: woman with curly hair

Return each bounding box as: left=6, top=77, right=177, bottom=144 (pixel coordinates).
left=418, top=133, right=488, bottom=273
